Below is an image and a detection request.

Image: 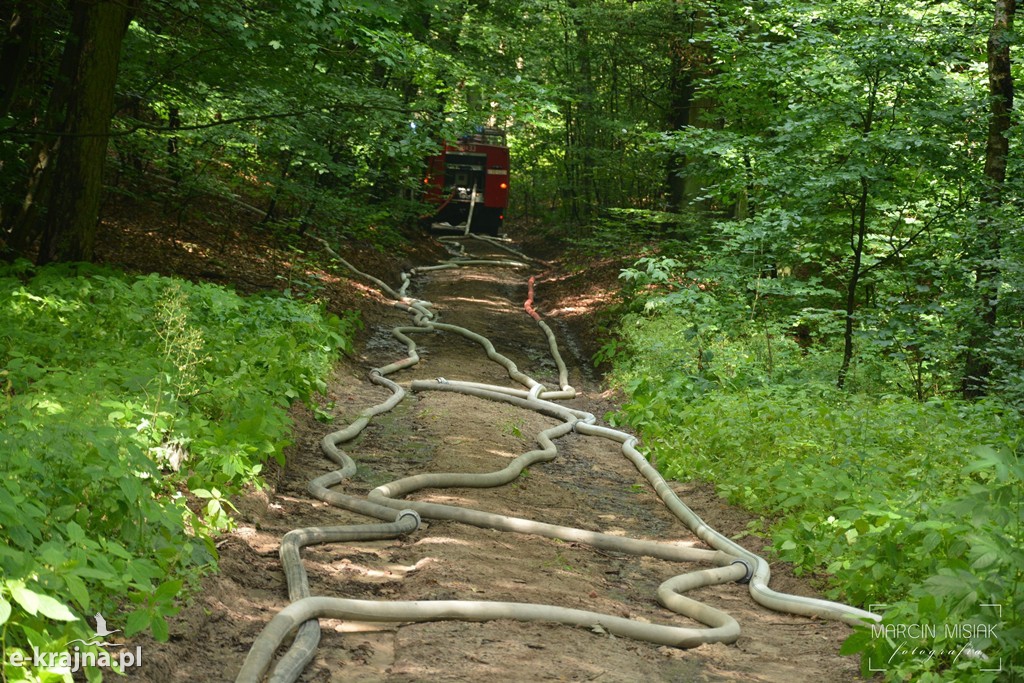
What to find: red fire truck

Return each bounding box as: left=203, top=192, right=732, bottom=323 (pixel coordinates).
left=422, top=127, right=509, bottom=235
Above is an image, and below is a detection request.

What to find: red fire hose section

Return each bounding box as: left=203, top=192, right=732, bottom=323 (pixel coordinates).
left=419, top=188, right=458, bottom=222
left=524, top=275, right=542, bottom=322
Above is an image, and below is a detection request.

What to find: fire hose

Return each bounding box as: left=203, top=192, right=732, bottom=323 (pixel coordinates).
left=236, top=238, right=879, bottom=682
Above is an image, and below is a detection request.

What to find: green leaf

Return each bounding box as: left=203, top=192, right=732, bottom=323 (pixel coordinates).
left=65, top=521, right=86, bottom=544
left=839, top=628, right=873, bottom=656
left=0, top=597, right=11, bottom=625
left=151, top=614, right=170, bottom=642
left=35, top=594, right=77, bottom=622
left=10, top=581, right=39, bottom=615
left=971, top=551, right=999, bottom=570
left=924, top=572, right=969, bottom=596
left=63, top=574, right=90, bottom=611
left=921, top=531, right=942, bottom=554
left=20, top=622, right=48, bottom=649
left=125, top=609, right=151, bottom=637
left=154, top=579, right=183, bottom=602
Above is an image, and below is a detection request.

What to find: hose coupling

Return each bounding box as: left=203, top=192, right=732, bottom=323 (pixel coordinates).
left=396, top=509, right=422, bottom=530
left=730, top=559, right=754, bottom=584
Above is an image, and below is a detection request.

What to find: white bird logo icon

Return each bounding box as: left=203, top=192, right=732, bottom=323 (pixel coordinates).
left=67, top=613, right=123, bottom=649
left=93, top=613, right=120, bottom=638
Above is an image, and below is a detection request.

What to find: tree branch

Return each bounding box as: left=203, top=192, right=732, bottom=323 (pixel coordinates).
left=5, top=101, right=417, bottom=139
left=860, top=210, right=944, bottom=277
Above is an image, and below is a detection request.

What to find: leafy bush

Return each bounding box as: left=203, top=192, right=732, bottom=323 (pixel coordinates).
left=614, top=369, right=1021, bottom=679
left=604, top=252, right=1022, bottom=680
left=0, top=262, right=356, bottom=681
left=839, top=445, right=1023, bottom=681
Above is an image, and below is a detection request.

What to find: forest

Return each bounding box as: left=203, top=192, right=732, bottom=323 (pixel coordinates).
left=0, top=0, right=1021, bottom=680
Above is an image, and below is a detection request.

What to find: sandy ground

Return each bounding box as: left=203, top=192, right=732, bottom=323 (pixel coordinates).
left=123, top=240, right=865, bottom=682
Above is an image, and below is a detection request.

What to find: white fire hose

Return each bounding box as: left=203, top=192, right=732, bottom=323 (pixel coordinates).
left=236, top=237, right=878, bottom=682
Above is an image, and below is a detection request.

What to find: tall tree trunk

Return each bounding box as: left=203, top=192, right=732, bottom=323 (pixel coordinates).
left=559, top=5, right=592, bottom=226
left=259, top=151, right=291, bottom=226
left=837, top=177, right=869, bottom=389
left=666, top=2, right=701, bottom=212
left=576, top=24, right=595, bottom=215
left=666, top=66, right=694, bottom=212
left=1, top=3, right=75, bottom=257
left=962, top=0, right=1015, bottom=399
left=0, top=3, right=31, bottom=237
left=36, top=0, right=138, bottom=264
left=560, top=20, right=579, bottom=224
left=0, top=1, right=39, bottom=118
left=167, top=106, right=181, bottom=158
left=836, top=74, right=879, bottom=390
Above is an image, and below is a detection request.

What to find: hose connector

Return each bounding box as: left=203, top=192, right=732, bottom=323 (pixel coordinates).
left=397, top=509, right=422, bottom=530
left=730, top=559, right=753, bottom=584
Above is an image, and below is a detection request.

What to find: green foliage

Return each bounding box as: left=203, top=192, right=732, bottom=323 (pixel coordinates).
left=0, top=262, right=352, bottom=679
left=605, top=240, right=1023, bottom=679
left=500, top=1, right=691, bottom=223
left=839, top=445, right=1023, bottom=681
left=614, top=358, right=1022, bottom=679
left=646, top=0, right=1024, bottom=395
left=53, top=0, right=486, bottom=256
left=569, top=209, right=701, bottom=259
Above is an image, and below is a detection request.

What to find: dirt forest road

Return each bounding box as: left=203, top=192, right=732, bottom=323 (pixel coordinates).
left=127, top=238, right=865, bottom=682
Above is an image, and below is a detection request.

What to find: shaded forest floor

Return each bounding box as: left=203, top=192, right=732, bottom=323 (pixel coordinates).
left=94, top=190, right=866, bottom=681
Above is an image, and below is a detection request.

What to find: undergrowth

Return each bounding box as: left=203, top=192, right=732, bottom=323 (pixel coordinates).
left=601, top=236, right=1023, bottom=681
left=0, top=261, right=358, bottom=681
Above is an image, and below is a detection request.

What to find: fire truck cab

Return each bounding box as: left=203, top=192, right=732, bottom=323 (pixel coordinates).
left=422, top=127, right=509, bottom=235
